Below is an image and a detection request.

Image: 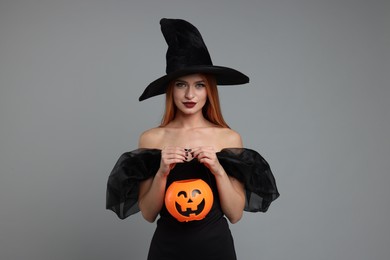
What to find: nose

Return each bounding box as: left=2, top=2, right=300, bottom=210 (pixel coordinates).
left=185, top=86, right=194, bottom=99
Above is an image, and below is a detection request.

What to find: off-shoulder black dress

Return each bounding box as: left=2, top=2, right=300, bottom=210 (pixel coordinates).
left=106, top=148, right=279, bottom=260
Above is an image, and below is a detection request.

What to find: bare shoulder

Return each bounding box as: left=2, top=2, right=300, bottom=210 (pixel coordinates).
left=138, top=127, right=165, bottom=148
left=216, top=128, right=243, bottom=148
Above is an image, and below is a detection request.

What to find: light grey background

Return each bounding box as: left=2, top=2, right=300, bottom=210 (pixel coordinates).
left=1, top=0, right=389, bottom=259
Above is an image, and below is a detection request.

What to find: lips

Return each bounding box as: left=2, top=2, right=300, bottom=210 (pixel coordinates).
left=183, top=102, right=196, bottom=108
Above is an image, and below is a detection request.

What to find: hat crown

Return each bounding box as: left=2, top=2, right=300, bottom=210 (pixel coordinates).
left=160, top=18, right=213, bottom=74
left=138, top=18, right=249, bottom=101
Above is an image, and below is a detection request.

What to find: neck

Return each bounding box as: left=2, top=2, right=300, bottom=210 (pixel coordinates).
left=169, top=112, right=211, bottom=129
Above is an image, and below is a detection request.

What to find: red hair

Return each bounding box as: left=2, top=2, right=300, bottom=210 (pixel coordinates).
left=160, top=74, right=229, bottom=128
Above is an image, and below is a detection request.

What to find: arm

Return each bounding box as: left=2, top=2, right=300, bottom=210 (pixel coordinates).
left=137, top=131, right=186, bottom=222
left=214, top=169, right=245, bottom=224
left=192, top=131, right=246, bottom=223
left=138, top=173, right=168, bottom=223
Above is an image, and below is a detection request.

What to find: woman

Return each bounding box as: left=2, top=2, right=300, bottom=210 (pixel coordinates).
left=106, top=18, right=279, bottom=260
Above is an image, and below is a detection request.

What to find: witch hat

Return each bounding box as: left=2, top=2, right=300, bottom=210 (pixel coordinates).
left=139, top=18, right=249, bottom=101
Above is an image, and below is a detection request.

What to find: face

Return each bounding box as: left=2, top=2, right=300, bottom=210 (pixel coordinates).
left=164, top=179, right=214, bottom=222
left=172, top=74, right=208, bottom=115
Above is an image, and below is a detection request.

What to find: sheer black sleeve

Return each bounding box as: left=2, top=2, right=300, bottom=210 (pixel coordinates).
left=217, top=148, right=279, bottom=212
left=106, top=149, right=161, bottom=219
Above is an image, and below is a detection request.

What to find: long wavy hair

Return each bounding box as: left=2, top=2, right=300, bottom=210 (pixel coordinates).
left=160, top=74, right=230, bottom=128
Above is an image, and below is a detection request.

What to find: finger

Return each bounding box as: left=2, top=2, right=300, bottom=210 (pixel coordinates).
left=162, top=147, right=186, bottom=159
left=195, top=151, right=216, bottom=160
left=191, top=147, right=204, bottom=158
left=163, top=155, right=186, bottom=163
left=192, top=146, right=215, bottom=157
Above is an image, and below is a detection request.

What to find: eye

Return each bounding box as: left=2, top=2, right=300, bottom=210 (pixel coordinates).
left=175, top=82, right=187, bottom=88
left=178, top=191, right=187, bottom=198
left=192, top=189, right=201, bottom=197
left=195, top=83, right=206, bottom=89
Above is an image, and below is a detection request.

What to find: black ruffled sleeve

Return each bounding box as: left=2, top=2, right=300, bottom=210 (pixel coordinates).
left=217, top=148, right=279, bottom=212
left=106, top=149, right=161, bottom=219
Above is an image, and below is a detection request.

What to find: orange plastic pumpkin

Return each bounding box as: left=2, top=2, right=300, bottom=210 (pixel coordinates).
left=165, top=179, right=214, bottom=222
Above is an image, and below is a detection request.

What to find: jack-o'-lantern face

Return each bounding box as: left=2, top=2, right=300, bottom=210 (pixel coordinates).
left=165, top=179, right=213, bottom=222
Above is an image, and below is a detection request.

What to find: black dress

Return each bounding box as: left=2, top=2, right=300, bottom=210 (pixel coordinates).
left=106, top=148, right=279, bottom=260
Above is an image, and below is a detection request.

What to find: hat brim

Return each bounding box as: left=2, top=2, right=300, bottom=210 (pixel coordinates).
left=138, top=65, right=249, bottom=101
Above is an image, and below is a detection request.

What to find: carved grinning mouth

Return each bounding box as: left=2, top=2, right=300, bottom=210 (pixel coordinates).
left=175, top=199, right=205, bottom=217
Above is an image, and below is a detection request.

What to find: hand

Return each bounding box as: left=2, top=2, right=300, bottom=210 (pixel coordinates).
left=192, top=146, right=223, bottom=176
left=158, top=147, right=186, bottom=177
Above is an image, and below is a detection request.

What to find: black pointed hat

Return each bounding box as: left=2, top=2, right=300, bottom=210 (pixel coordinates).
left=138, top=18, right=249, bottom=101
